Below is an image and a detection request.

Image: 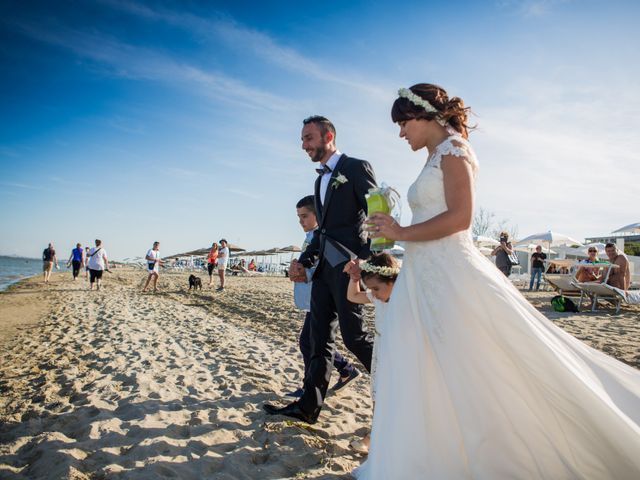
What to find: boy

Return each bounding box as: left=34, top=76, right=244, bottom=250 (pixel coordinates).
left=288, top=195, right=359, bottom=397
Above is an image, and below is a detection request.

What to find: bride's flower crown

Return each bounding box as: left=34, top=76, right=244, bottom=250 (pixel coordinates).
left=398, top=88, right=447, bottom=126
left=361, top=262, right=400, bottom=277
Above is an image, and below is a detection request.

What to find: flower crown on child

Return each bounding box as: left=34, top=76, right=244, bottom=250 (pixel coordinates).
left=360, top=262, right=400, bottom=277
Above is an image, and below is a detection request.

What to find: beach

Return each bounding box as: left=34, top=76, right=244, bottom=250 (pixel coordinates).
left=1, top=269, right=638, bottom=479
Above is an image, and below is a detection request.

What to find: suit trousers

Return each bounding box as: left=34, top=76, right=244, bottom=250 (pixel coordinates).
left=299, top=311, right=355, bottom=379
left=299, top=261, right=373, bottom=414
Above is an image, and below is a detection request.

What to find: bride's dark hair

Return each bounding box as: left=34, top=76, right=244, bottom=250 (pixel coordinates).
left=391, top=83, right=474, bottom=139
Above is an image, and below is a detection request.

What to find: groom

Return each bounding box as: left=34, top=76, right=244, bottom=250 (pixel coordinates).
left=264, top=115, right=376, bottom=423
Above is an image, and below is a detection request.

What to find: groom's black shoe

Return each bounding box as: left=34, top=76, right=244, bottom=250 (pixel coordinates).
left=263, top=401, right=319, bottom=424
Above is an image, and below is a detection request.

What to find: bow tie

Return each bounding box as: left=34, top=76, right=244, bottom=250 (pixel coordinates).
left=315, top=164, right=332, bottom=175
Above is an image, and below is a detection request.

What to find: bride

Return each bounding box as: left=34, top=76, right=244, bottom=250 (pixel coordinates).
left=356, top=84, right=640, bottom=478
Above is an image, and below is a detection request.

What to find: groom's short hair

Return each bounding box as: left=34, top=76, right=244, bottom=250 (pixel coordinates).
left=303, top=115, right=336, bottom=141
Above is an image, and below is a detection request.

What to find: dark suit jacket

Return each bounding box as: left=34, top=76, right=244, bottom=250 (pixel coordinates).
left=299, top=154, right=377, bottom=273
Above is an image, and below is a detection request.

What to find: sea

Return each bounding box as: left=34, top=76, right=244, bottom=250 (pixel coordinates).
left=0, top=255, right=69, bottom=291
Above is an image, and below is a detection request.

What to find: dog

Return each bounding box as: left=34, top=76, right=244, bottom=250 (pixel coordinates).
left=188, top=274, right=202, bottom=291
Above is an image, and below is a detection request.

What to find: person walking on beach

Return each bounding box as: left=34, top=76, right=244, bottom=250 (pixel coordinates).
left=264, top=115, right=377, bottom=424
left=353, top=83, right=640, bottom=479
left=287, top=195, right=360, bottom=398
left=142, top=241, right=163, bottom=293
left=42, top=243, right=58, bottom=284
left=67, top=243, right=84, bottom=281
left=529, top=245, right=546, bottom=290
left=84, top=246, right=91, bottom=281
left=87, top=239, right=109, bottom=291
left=207, top=242, right=219, bottom=286
left=216, top=239, right=229, bottom=292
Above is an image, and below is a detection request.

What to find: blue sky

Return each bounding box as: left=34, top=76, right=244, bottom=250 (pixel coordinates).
left=1, top=0, right=638, bottom=260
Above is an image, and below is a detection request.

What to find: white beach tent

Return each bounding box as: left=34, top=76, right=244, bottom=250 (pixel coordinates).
left=473, top=235, right=499, bottom=246
left=517, top=231, right=583, bottom=254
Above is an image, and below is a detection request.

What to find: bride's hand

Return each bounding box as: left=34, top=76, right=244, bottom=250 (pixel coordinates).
left=367, top=213, right=403, bottom=240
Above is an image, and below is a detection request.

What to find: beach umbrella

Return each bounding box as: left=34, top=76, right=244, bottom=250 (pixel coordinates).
left=226, top=243, right=246, bottom=253
left=517, top=231, right=583, bottom=254
left=580, top=242, right=607, bottom=255
left=473, top=235, right=499, bottom=246
left=515, top=243, right=557, bottom=255
left=612, top=222, right=640, bottom=234
left=281, top=244, right=302, bottom=264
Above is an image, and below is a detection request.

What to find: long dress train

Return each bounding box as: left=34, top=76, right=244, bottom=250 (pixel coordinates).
left=354, top=135, right=640, bottom=479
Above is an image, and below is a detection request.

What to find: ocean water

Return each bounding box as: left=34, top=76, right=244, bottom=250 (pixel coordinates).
left=0, top=256, right=69, bottom=291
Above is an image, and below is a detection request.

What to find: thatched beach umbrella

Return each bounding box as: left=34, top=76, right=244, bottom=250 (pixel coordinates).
left=165, top=243, right=247, bottom=261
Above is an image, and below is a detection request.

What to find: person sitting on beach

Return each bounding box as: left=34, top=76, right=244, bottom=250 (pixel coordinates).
left=343, top=252, right=400, bottom=454
left=603, top=243, right=630, bottom=291
left=142, top=241, right=164, bottom=293
left=88, top=239, right=109, bottom=291
left=207, top=243, right=218, bottom=286
left=42, top=242, right=58, bottom=284
left=248, top=259, right=257, bottom=271
left=216, top=239, right=229, bottom=291
left=576, top=246, right=606, bottom=282
left=288, top=195, right=360, bottom=398
left=67, top=243, right=84, bottom=281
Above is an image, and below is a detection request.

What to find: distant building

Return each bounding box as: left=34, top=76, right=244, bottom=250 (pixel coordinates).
left=584, top=234, right=640, bottom=245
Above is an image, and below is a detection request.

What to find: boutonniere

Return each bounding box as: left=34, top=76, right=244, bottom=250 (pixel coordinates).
left=331, top=173, right=349, bottom=190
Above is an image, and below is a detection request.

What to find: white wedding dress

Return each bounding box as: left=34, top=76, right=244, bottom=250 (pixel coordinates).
left=354, top=135, right=640, bottom=479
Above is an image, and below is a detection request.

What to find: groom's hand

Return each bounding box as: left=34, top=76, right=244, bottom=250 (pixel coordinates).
left=289, top=260, right=307, bottom=283
left=343, top=260, right=362, bottom=281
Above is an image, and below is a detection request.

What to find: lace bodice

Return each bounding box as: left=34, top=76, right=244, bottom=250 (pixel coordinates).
left=407, top=134, right=478, bottom=226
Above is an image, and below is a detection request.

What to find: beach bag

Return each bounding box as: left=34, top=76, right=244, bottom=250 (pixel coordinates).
left=507, top=252, right=520, bottom=266
left=551, top=295, right=579, bottom=313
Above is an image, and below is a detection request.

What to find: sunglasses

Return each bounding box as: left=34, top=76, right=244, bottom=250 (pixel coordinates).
left=588, top=250, right=597, bottom=253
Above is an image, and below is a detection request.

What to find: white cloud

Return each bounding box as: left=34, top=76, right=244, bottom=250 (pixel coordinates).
left=98, top=0, right=389, bottom=99
left=12, top=20, right=295, bottom=113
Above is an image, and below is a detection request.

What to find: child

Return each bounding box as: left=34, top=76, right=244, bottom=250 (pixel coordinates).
left=343, top=252, right=400, bottom=454
left=288, top=195, right=360, bottom=397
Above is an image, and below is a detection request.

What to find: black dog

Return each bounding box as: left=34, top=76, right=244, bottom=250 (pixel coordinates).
left=188, top=274, right=202, bottom=291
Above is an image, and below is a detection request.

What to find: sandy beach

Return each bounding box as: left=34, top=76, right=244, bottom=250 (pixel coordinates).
left=1, top=269, right=638, bottom=479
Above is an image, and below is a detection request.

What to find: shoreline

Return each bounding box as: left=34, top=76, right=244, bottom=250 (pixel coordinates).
left=0, top=269, right=638, bottom=478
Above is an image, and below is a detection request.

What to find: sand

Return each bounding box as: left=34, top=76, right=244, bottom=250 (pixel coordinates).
left=0, top=269, right=638, bottom=479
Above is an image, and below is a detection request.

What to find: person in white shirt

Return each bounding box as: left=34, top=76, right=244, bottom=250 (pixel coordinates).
left=142, top=241, right=164, bottom=293
left=217, top=238, right=229, bottom=291
left=87, top=239, right=109, bottom=291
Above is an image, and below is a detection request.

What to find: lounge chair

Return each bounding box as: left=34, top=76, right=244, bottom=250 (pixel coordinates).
left=573, top=282, right=640, bottom=313
left=545, top=274, right=581, bottom=297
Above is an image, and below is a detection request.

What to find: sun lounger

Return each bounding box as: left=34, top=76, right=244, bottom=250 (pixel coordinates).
left=545, top=274, right=581, bottom=296
left=573, top=282, right=640, bottom=313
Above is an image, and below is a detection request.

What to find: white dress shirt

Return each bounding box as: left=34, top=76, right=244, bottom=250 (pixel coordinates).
left=319, top=150, right=342, bottom=205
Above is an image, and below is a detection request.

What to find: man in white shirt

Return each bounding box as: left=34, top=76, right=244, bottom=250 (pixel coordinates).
left=143, top=241, right=164, bottom=293
left=217, top=238, right=229, bottom=292
left=88, top=239, right=109, bottom=291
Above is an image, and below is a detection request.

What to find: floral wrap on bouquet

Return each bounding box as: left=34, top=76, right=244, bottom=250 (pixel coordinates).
left=366, top=183, right=401, bottom=252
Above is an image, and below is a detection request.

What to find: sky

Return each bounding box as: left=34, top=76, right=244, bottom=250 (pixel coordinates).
left=1, top=0, right=639, bottom=260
